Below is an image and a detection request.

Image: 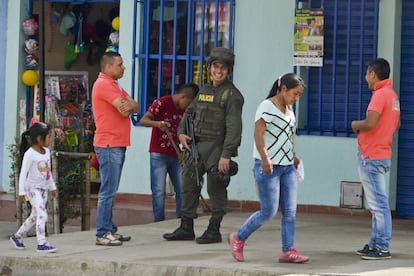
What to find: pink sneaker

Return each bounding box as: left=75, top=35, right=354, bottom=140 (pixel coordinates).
left=278, top=247, right=309, bottom=263
left=228, top=232, right=245, bottom=262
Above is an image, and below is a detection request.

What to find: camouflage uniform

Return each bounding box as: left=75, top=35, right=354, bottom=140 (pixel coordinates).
left=163, top=48, right=244, bottom=243
left=181, top=79, right=243, bottom=210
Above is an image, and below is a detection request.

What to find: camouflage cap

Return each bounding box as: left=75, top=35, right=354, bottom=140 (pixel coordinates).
left=207, top=47, right=235, bottom=73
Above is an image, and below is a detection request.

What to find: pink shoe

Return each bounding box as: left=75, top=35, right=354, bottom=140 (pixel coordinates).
left=228, top=232, right=245, bottom=262
left=278, top=247, right=309, bottom=263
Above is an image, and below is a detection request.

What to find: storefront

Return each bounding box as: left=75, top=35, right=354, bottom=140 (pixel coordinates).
left=2, top=1, right=412, bottom=219
left=26, top=0, right=120, bottom=125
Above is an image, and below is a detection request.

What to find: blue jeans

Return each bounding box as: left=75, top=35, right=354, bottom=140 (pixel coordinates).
left=95, top=146, right=126, bottom=238
left=150, top=153, right=182, bottom=222
left=237, top=159, right=298, bottom=252
left=357, top=152, right=392, bottom=251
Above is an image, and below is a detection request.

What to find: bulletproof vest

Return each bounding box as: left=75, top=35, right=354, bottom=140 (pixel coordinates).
left=193, top=87, right=230, bottom=141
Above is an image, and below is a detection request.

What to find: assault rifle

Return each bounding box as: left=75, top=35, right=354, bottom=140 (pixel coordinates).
left=185, top=110, right=211, bottom=212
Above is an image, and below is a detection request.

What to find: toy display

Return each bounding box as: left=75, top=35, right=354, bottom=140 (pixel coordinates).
left=22, top=18, right=39, bottom=36
left=39, top=71, right=94, bottom=154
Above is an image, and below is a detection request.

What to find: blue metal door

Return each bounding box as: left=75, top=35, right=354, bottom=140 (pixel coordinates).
left=397, top=0, right=414, bottom=218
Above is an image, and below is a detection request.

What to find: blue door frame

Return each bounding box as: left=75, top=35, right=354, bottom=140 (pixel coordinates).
left=0, top=0, right=7, bottom=191
left=397, top=0, right=414, bottom=219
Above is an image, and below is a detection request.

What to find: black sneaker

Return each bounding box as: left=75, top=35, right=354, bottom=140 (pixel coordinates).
left=355, top=244, right=371, bottom=256
left=361, top=247, right=391, bottom=260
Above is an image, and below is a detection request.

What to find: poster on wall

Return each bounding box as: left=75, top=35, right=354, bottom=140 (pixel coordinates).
left=293, top=8, right=324, bottom=67
left=46, top=76, right=61, bottom=100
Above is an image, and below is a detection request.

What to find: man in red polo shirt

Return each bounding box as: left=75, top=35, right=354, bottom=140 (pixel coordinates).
left=352, top=58, right=400, bottom=260
left=92, top=51, right=139, bottom=246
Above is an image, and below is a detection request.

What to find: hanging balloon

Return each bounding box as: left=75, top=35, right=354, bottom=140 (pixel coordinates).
left=22, top=18, right=39, bottom=36
left=105, top=45, right=119, bottom=53
left=109, top=31, right=119, bottom=46
left=22, top=70, right=39, bottom=86
left=23, top=38, right=39, bottom=55
left=24, top=54, right=39, bottom=69
left=111, top=16, right=120, bottom=31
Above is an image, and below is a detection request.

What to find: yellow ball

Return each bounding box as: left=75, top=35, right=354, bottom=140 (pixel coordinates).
left=112, top=16, right=120, bottom=31
left=22, top=70, right=39, bottom=86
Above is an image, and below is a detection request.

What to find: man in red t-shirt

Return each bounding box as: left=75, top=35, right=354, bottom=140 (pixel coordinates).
left=92, top=52, right=139, bottom=246
left=352, top=58, right=400, bottom=260
left=140, top=83, right=199, bottom=222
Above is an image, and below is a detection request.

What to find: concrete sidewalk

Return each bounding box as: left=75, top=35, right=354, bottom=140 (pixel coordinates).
left=1, top=212, right=414, bottom=276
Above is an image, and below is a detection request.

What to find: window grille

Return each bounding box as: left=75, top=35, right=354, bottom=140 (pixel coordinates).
left=131, top=0, right=235, bottom=124
left=296, top=0, right=379, bottom=136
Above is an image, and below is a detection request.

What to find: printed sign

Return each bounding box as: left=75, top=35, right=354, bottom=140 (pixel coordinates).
left=294, top=9, right=324, bottom=67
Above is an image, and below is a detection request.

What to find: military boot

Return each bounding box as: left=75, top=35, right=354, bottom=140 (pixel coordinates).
left=163, top=217, right=195, bottom=241
left=195, top=216, right=222, bottom=244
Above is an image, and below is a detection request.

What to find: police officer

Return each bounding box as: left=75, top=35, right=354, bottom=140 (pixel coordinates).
left=163, top=47, right=244, bottom=244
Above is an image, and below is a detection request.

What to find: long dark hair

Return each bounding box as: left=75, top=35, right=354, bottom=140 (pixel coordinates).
left=19, top=122, right=51, bottom=159
left=266, top=73, right=305, bottom=99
